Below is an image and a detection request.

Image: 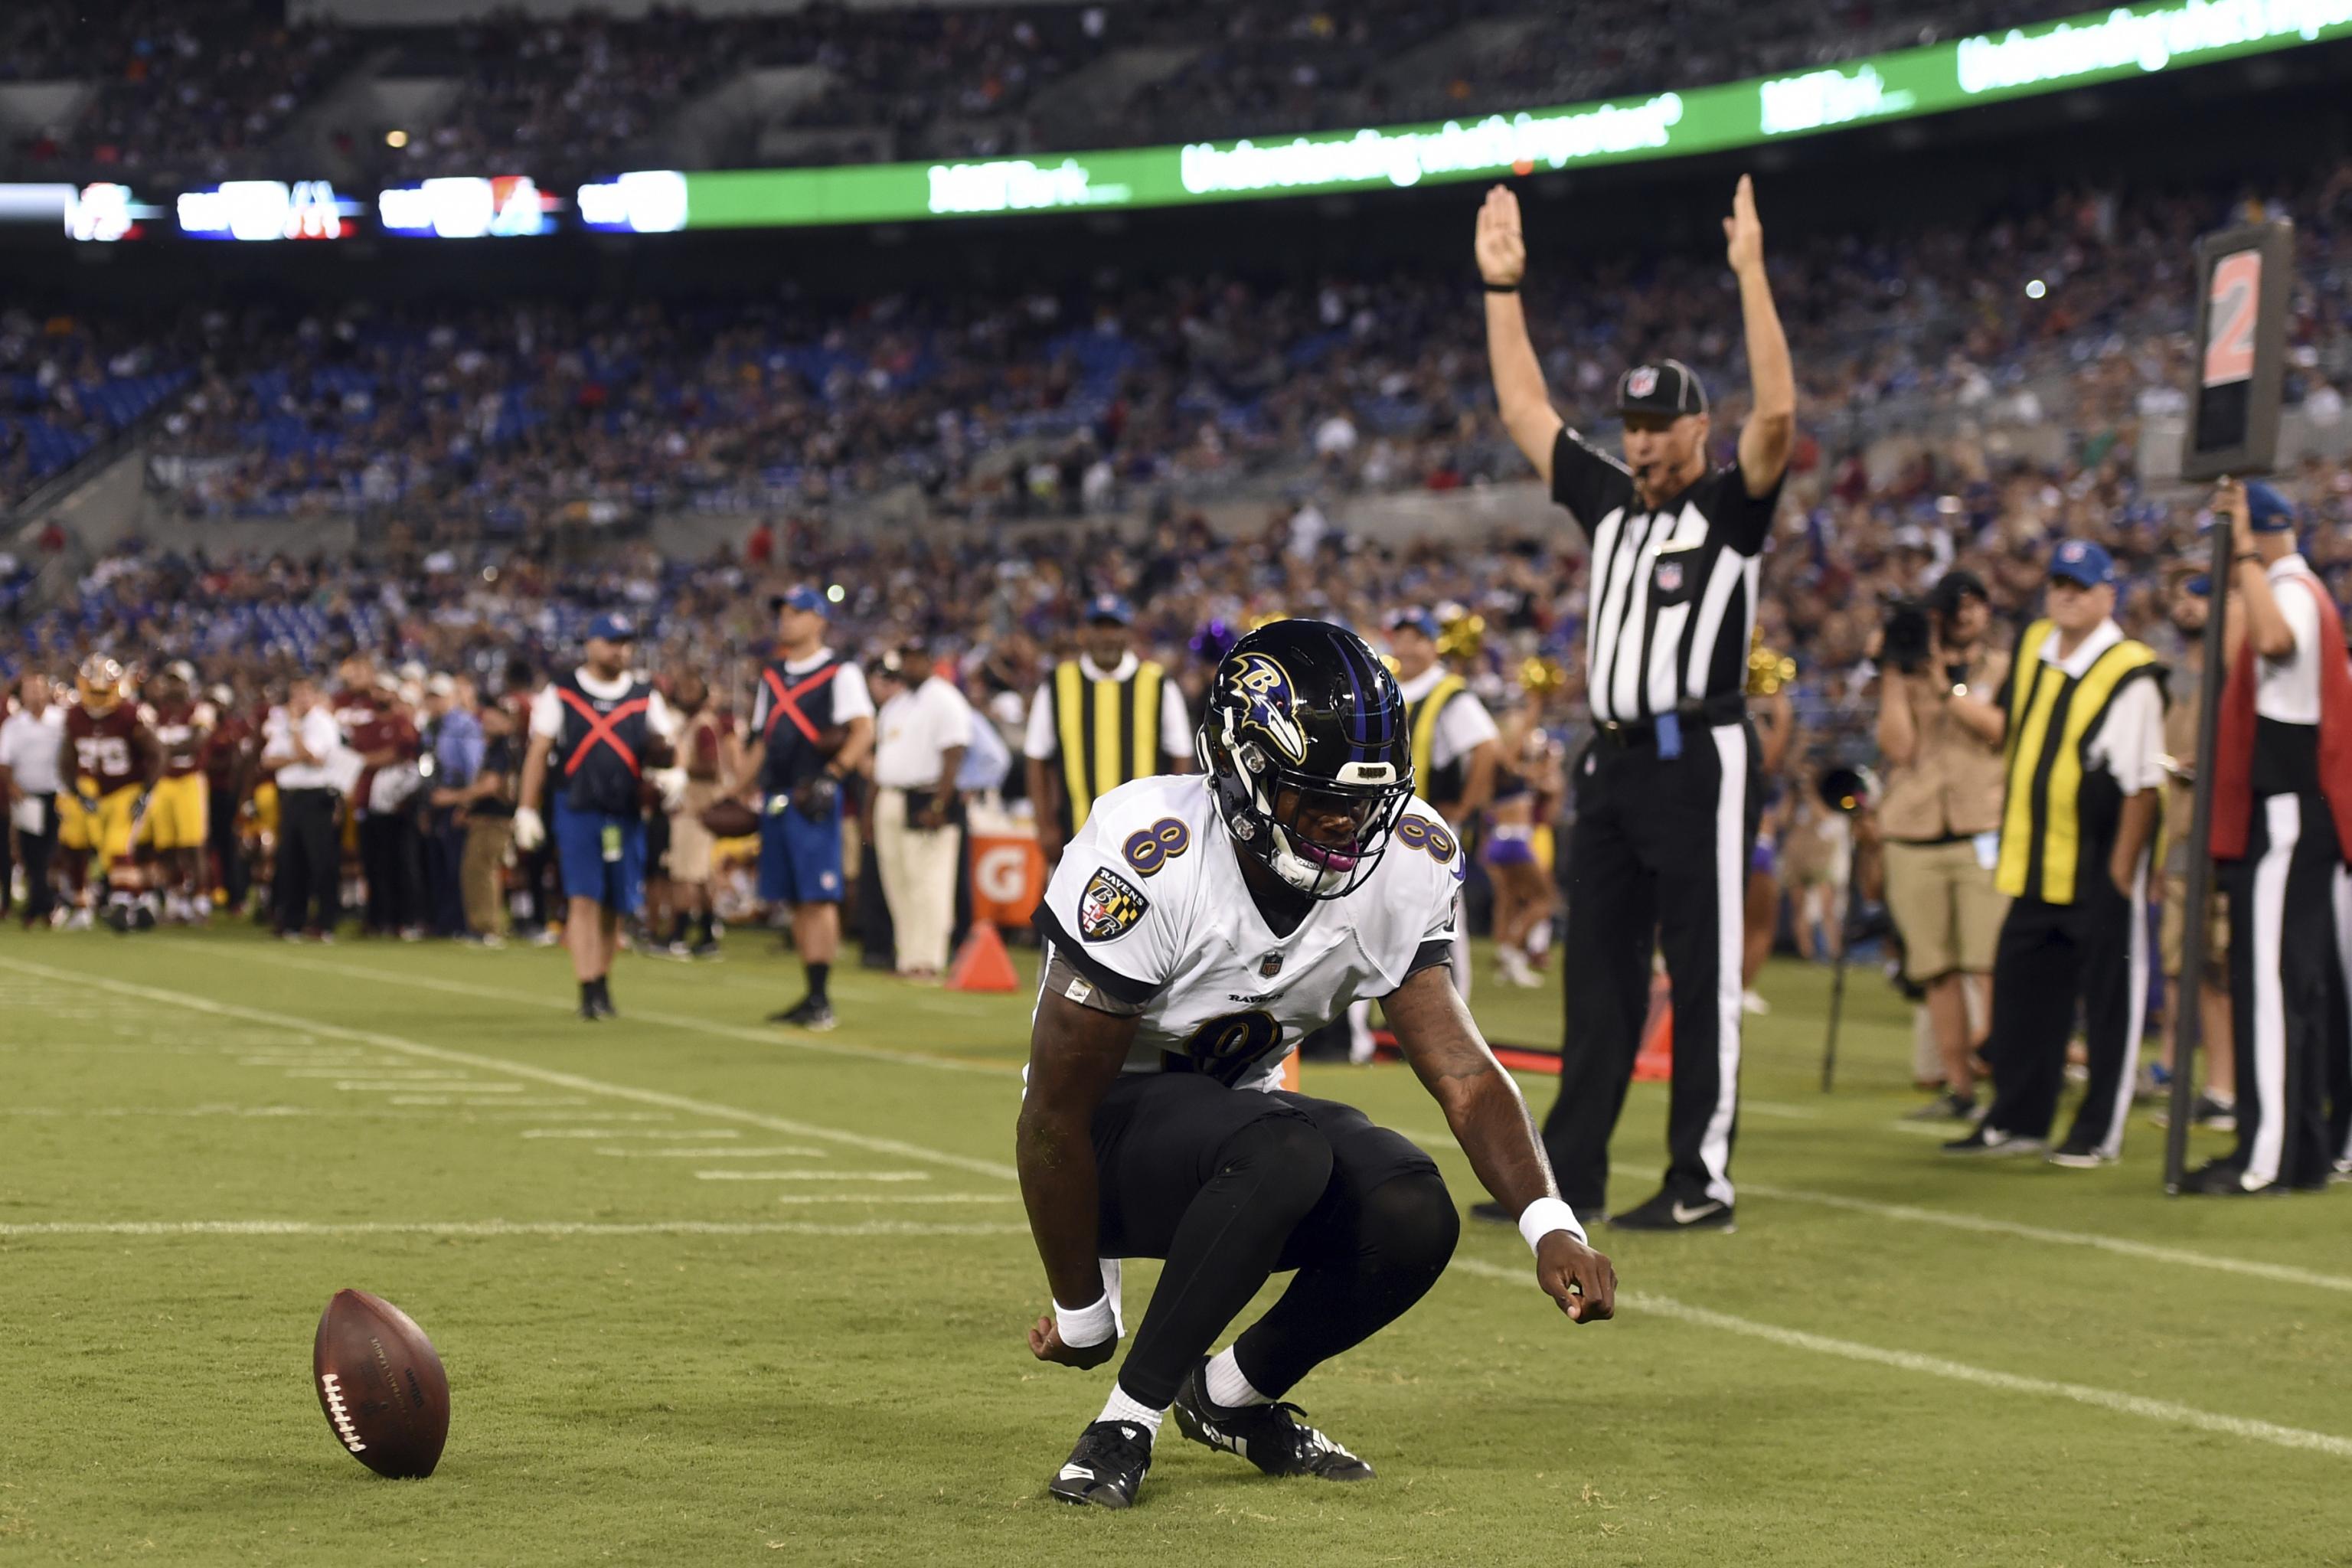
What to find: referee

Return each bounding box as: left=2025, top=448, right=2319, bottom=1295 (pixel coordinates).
left=1475, top=176, right=1794, bottom=1233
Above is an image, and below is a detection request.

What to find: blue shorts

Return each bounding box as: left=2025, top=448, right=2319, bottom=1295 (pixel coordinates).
left=553, top=801, right=646, bottom=915
left=757, top=794, right=843, bottom=906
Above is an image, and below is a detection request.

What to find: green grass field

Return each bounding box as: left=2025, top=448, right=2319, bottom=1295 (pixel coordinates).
left=2, top=923, right=2347, bottom=1566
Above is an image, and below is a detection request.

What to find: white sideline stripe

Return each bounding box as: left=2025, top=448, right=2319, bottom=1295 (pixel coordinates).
left=465, top=1097, right=589, bottom=1107
left=695, top=1170, right=931, bottom=1182
left=0, top=956, right=1018, bottom=1182
left=339, top=1080, right=524, bottom=1093
left=0, top=1220, right=1027, bottom=1239
left=1742, top=1184, right=2352, bottom=1295
left=256, top=951, right=1018, bottom=1077
left=4, top=1105, right=403, bottom=1119
left=599, top=1147, right=825, bottom=1158
left=523, top=1128, right=740, bottom=1140
left=279, top=1067, right=473, bottom=1080
left=1447, top=1257, right=2352, bottom=1459
left=773, top=1194, right=1018, bottom=1204
left=1741, top=1100, right=1824, bottom=1120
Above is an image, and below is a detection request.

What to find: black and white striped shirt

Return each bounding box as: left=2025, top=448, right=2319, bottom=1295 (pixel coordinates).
left=1550, top=429, right=1783, bottom=725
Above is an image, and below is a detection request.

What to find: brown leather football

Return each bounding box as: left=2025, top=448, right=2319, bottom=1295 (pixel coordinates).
left=313, top=1289, right=450, bottom=1478
left=699, top=797, right=760, bottom=839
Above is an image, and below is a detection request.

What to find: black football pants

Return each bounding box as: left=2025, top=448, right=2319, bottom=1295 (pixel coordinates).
left=274, top=788, right=341, bottom=936
left=1091, top=1073, right=1457, bottom=1410
left=1543, top=720, right=1757, bottom=1214
left=2222, top=792, right=2341, bottom=1189
left=1979, top=874, right=2147, bottom=1155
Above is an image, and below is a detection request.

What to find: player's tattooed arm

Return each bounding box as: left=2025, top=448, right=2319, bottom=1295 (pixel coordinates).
left=1017, top=989, right=1140, bottom=1368
left=1388, top=967, right=1616, bottom=1323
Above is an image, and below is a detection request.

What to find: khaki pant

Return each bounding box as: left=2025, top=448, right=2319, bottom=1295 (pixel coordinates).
left=462, top=816, right=513, bottom=937
left=1883, top=837, right=2007, bottom=982
left=669, top=780, right=719, bottom=885
left=874, top=787, right=961, bottom=974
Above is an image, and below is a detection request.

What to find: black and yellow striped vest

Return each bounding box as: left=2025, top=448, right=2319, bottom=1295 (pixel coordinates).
left=1994, top=619, right=2161, bottom=904
left=1406, top=673, right=1468, bottom=805
left=1050, top=658, right=1166, bottom=835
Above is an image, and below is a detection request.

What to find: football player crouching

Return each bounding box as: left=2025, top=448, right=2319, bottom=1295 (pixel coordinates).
left=1017, top=620, right=1615, bottom=1510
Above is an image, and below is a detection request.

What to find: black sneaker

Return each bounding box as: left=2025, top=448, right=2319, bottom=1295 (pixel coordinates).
left=2045, top=1138, right=2112, bottom=1169
left=768, top=997, right=837, bottom=1031
left=1047, top=1419, right=1153, bottom=1509
left=1942, top=1125, right=2045, bottom=1158
left=1903, top=1090, right=1978, bottom=1122
left=688, top=940, right=723, bottom=961
left=578, top=1001, right=603, bottom=1022
left=1171, top=1361, right=1374, bottom=1481
left=2177, top=1159, right=2280, bottom=1196
left=1607, top=1191, right=1733, bottom=1232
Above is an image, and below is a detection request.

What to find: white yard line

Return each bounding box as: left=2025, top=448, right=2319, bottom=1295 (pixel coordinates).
left=0, top=956, right=1017, bottom=1181
left=596, top=1147, right=826, bottom=1158
left=766, top=1204, right=1016, bottom=1213
left=256, top=951, right=1019, bottom=1077
left=1740, top=1183, right=2352, bottom=1295
left=522, top=1127, right=741, bottom=1140
left=0, top=1219, right=1027, bottom=1239
left=694, top=1170, right=931, bottom=1182
left=1449, top=1256, right=2352, bottom=1459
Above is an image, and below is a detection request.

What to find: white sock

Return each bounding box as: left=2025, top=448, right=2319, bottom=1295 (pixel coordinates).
left=1203, top=1348, right=1270, bottom=1410
left=1096, top=1383, right=1165, bottom=1436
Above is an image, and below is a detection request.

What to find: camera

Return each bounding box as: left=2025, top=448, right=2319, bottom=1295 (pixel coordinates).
left=1880, top=597, right=1932, bottom=673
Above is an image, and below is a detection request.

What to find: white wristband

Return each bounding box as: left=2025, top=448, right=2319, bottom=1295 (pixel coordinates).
left=1054, top=1293, right=1117, bottom=1348
left=1517, top=1197, right=1587, bottom=1253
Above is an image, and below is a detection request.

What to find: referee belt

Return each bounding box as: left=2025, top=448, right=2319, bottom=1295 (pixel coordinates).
left=1592, top=694, right=1747, bottom=749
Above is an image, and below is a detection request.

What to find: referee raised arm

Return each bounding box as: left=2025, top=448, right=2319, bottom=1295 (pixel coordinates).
left=1475, top=176, right=1795, bottom=1233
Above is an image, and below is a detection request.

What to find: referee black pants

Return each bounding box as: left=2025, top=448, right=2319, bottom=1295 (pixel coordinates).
left=1543, top=720, right=1757, bottom=1214
left=275, top=788, right=341, bottom=937
left=1980, top=876, right=2146, bottom=1154
left=2220, top=792, right=2341, bottom=1190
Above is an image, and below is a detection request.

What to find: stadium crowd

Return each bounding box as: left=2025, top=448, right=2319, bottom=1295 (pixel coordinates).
left=2, top=0, right=2171, bottom=184
left=93, top=163, right=2352, bottom=537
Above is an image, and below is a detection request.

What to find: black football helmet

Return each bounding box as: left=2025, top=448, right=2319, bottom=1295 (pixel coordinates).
left=1196, top=619, right=1414, bottom=899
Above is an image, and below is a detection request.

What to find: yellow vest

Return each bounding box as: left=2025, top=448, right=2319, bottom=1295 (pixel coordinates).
left=1406, top=673, right=1467, bottom=799
left=1994, top=620, right=2160, bottom=903
left=1051, top=658, right=1165, bottom=832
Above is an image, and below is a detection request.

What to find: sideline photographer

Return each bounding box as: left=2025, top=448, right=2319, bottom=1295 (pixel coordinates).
left=1874, top=570, right=2011, bottom=1120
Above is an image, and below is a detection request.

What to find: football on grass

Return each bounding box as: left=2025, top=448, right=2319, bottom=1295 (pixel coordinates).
left=699, top=797, right=760, bottom=839
left=312, top=1289, right=450, bottom=1478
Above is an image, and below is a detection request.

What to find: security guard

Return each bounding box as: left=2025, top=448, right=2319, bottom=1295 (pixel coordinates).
left=1387, top=606, right=1500, bottom=995
left=1478, top=175, right=1795, bottom=1232
left=730, top=586, right=874, bottom=1032
left=514, top=612, right=678, bottom=1021
left=1023, top=593, right=1192, bottom=867
left=1945, top=541, right=2166, bottom=1166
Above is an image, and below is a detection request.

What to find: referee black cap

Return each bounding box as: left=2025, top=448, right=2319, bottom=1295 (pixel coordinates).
left=1615, top=358, right=1707, bottom=419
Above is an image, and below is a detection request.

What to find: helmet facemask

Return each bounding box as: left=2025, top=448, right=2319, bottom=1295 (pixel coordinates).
left=1199, top=717, right=1411, bottom=900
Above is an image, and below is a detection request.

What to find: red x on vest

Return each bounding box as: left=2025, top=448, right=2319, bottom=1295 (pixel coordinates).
left=761, top=662, right=841, bottom=746
left=554, top=686, right=651, bottom=778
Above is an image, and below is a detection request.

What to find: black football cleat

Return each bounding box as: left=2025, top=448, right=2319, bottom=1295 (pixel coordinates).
left=1607, top=1190, right=1734, bottom=1232
left=2177, top=1159, right=2282, bottom=1197
left=767, top=997, right=837, bottom=1032
left=1171, top=1362, right=1374, bottom=1481
left=1047, top=1419, right=1152, bottom=1509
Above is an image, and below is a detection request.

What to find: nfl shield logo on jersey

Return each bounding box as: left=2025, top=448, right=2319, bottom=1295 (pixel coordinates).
left=1656, top=560, right=1683, bottom=594
left=1626, top=365, right=1658, bottom=398
left=1259, top=953, right=1283, bottom=978
left=1078, top=867, right=1148, bottom=943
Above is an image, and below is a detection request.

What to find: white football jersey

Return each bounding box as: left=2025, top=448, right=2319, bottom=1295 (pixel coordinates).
left=1033, top=773, right=1464, bottom=1090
